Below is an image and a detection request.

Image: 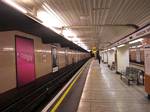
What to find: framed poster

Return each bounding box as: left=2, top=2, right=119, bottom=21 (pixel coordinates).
left=136, top=48, right=141, bottom=63
left=15, top=36, right=35, bottom=87
left=144, top=45, right=150, bottom=75
left=65, top=49, right=68, bottom=66
left=51, top=47, right=58, bottom=72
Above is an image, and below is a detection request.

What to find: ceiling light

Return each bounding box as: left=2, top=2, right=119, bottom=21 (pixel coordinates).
left=37, top=10, right=62, bottom=28
left=2, top=47, right=14, bottom=51
left=129, top=38, right=143, bottom=44
left=111, top=47, right=116, bottom=50
left=2, top=0, right=27, bottom=13
left=87, top=50, right=91, bottom=52
left=117, top=44, right=125, bottom=48
left=42, top=3, right=66, bottom=27
left=63, top=29, right=76, bottom=37
left=130, top=46, right=136, bottom=48
left=137, top=45, right=143, bottom=48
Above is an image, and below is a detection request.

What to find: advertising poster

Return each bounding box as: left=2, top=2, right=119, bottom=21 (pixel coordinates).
left=16, top=36, right=35, bottom=87
left=51, top=47, right=58, bottom=72
left=144, top=45, right=150, bottom=75
left=136, top=48, right=141, bottom=63
left=65, top=49, right=68, bottom=65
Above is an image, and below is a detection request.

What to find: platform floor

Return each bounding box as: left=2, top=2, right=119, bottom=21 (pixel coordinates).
left=77, top=60, right=150, bottom=112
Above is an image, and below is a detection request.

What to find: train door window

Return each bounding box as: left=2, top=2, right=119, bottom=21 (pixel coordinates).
left=51, top=47, right=58, bottom=72
left=15, top=36, right=35, bottom=87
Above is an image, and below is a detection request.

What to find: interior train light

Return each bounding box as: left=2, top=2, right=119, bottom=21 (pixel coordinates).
left=72, top=37, right=81, bottom=43
left=117, top=44, right=125, bottom=48
left=103, top=50, right=107, bottom=52
left=2, top=0, right=27, bottom=14
left=129, top=38, right=143, bottom=44
left=2, top=47, right=14, bottom=51
left=39, top=2, right=88, bottom=51
left=87, top=50, right=91, bottom=52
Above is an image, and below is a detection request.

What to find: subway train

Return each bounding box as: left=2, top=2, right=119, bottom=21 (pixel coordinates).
left=0, top=30, right=90, bottom=94
left=0, top=30, right=90, bottom=112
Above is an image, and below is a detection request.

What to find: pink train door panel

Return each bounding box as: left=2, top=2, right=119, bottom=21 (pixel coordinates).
left=15, top=36, right=35, bottom=87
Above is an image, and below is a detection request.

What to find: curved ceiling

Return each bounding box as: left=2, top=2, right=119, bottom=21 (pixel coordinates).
left=5, top=0, right=150, bottom=49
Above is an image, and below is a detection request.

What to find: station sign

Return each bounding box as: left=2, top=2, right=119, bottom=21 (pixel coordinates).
left=109, top=25, right=150, bottom=48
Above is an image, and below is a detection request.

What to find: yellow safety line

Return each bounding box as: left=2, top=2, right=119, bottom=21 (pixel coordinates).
left=50, top=61, right=90, bottom=112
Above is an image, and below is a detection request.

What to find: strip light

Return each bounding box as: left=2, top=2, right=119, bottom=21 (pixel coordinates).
left=117, top=44, right=125, bottom=48
left=111, top=47, right=116, bottom=50
left=2, top=0, right=27, bottom=13
left=129, top=38, right=143, bottom=44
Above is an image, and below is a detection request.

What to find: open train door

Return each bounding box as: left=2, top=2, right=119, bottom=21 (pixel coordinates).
left=15, top=36, right=35, bottom=87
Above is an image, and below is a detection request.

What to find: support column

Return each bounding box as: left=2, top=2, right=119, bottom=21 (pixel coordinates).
left=116, top=44, right=129, bottom=73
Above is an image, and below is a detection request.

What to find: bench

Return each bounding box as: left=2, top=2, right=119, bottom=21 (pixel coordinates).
left=110, top=62, right=116, bottom=70
left=120, top=67, right=144, bottom=85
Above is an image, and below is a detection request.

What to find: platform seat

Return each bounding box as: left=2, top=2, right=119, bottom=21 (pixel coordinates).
left=120, top=67, right=144, bottom=85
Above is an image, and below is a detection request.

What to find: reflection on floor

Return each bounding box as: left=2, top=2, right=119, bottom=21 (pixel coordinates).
left=77, top=60, right=150, bottom=112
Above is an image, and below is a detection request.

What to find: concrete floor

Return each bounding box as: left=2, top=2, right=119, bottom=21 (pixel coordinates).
left=77, top=60, right=150, bottom=112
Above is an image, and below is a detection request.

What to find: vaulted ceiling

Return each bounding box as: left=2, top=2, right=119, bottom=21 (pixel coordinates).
left=6, top=0, right=150, bottom=50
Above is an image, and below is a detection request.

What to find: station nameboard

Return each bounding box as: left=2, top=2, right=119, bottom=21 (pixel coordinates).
left=109, top=25, right=150, bottom=48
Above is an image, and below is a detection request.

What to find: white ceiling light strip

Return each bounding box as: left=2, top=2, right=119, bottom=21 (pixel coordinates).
left=2, top=0, right=27, bottom=13
left=129, top=38, right=143, bottom=44
left=117, top=44, right=125, bottom=48
left=42, top=3, right=67, bottom=28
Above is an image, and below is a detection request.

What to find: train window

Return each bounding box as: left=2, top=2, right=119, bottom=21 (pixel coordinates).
left=15, top=36, right=35, bottom=87
left=51, top=47, right=58, bottom=72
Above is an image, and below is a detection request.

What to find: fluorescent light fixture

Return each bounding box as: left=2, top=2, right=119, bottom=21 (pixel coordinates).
left=37, top=10, right=63, bottom=28
left=137, top=45, right=143, bottom=48
left=42, top=3, right=66, bottom=27
left=2, top=0, right=27, bottom=13
left=78, top=43, right=88, bottom=50
left=72, top=37, right=81, bottom=43
left=130, top=46, right=136, bottom=48
left=102, top=50, right=107, bottom=52
left=63, top=29, right=76, bottom=37
left=129, top=38, right=143, bottom=44
left=111, top=47, right=116, bottom=50
left=117, top=44, right=125, bottom=48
